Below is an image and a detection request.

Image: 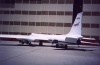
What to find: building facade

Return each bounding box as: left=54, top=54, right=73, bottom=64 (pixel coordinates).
left=0, top=0, right=100, bottom=41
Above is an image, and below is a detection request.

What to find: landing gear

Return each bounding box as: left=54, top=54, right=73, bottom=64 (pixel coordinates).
left=56, top=44, right=68, bottom=49
left=19, top=40, right=24, bottom=44
left=28, top=42, right=32, bottom=46
left=64, top=44, right=68, bottom=49
left=77, top=39, right=81, bottom=47
left=39, top=41, right=43, bottom=46
left=19, top=40, right=32, bottom=46
left=56, top=44, right=59, bottom=48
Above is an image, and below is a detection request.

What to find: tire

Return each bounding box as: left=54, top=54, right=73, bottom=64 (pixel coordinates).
left=64, top=45, right=68, bottom=49
left=20, top=40, right=24, bottom=44
left=77, top=39, right=81, bottom=45
left=39, top=41, right=43, bottom=46
left=22, top=42, right=24, bottom=44
left=29, top=42, right=32, bottom=46
left=56, top=44, right=59, bottom=48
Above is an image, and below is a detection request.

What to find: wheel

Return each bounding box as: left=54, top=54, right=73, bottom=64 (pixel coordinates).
left=56, top=44, right=59, bottom=48
left=21, top=42, right=24, bottom=44
left=20, top=40, right=24, bottom=44
left=64, top=45, right=68, bottom=49
left=28, top=42, right=32, bottom=46
left=39, top=41, right=43, bottom=46
left=19, top=40, right=21, bottom=43
left=77, top=39, right=81, bottom=47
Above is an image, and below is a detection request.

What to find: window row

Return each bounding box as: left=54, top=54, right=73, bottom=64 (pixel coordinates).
left=0, top=32, right=61, bottom=35
left=0, top=10, right=73, bottom=15
left=0, top=0, right=74, bottom=4
left=0, top=21, right=99, bottom=28
left=82, top=23, right=99, bottom=28
left=0, top=10, right=100, bottom=16
left=84, top=0, right=100, bottom=4
left=83, top=12, right=100, bottom=16
left=15, top=0, right=73, bottom=4
left=0, top=32, right=29, bottom=35
left=0, top=21, right=72, bottom=27
left=0, top=0, right=15, bottom=4
left=0, top=0, right=100, bottom=4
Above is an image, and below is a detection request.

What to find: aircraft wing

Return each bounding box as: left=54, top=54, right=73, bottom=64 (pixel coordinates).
left=0, top=34, right=34, bottom=41
left=82, top=37, right=95, bottom=40
left=81, top=37, right=96, bottom=43
left=0, top=34, right=49, bottom=42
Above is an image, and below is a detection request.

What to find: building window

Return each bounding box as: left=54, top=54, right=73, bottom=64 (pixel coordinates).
left=22, top=11, right=28, bottom=15
left=37, top=11, right=41, bottom=15
left=3, top=21, right=9, bottom=25
left=82, top=23, right=90, bottom=28
left=9, top=32, right=13, bottom=35
left=91, top=24, right=99, bottom=28
left=57, top=11, right=64, bottom=15
left=49, top=11, right=56, bottom=15
left=41, top=22, right=48, bottom=26
left=14, top=21, right=20, bottom=25
left=50, top=0, right=57, bottom=4
left=15, top=10, right=21, bottom=14
left=49, top=22, right=56, bottom=26
left=29, top=11, right=36, bottom=15
left=64, top=23, right=71, bottom=27
left=92, top=0, right=100, bottom=4
left=41, top=0, right=49, bottom=4
left=56, top=23, right=63, bottom=27
left=83, top=12, right=91, bottom=16
left=13, top=32, right=20, bottom=35
left=10, top=11, right=14, bottom=14
left=82, top=35, right=90, bottom=38
left=15, top=0, right=23, bottom=3
left=92, top=12, right=99, bottom=16
left=29, top=22, right=35, bottom=26
left=0, top=10, right=3, bottom=14
left=42, top=11, right=48, bottom=15
left=21, top=22, right=28, bottom=25
left=0, top=21, right=2, bottom=25
left=21, top=32, right=28, bottom=35
left=36, top=22, right=41, bottom=26
left=3, top=10, right=10, bottom=14
left=65, top=0, right=73, bottom=4
left=91, top=36, right=99, bottom=40
left=2, top=32, right=8, bottom=34
left=83, top=0, right=91, bottom=4
left=23, top=0, right=30, bottom=3
left=65, top=11, right=72, bottom=15
left=37, top=0, right=42, bottom=4
left=9, top=21, right=13, bottom=25
left=30, top=0, right=36, bottom=4
left=58, top=0, right=65, bottom=4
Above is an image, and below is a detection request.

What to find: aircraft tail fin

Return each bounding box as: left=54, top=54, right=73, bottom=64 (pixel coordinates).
left=67, top=12, right=83, bottom=36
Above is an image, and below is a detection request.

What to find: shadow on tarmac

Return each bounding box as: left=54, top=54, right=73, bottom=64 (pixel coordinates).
left=0, top=43, right=95, bottom=51
left=0, top=44, right=36, bottom=47
left=0, top=43, right=57, bottom=48
left=54, top=47, right=94, bottom=51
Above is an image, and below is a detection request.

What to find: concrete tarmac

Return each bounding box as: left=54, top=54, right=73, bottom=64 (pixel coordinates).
left=0, top=41, right=100, bottom=65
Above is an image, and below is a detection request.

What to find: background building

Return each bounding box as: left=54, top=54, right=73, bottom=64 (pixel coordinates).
left=0, top=0, right=100, bottom=42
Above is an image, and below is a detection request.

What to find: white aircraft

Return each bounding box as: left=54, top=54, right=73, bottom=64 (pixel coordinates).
left=30, top=12, right=83, bottom=48
left=0, top=12, right=95, bottom=48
